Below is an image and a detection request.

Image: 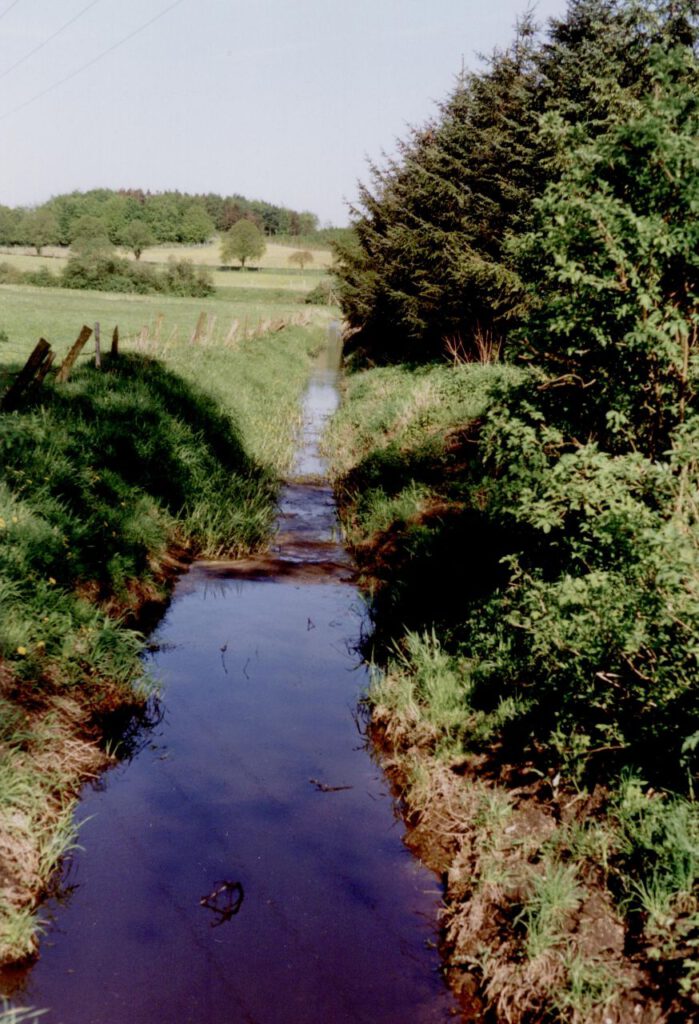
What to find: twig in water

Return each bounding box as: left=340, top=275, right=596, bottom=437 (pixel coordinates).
left=309, top=778, right=353, bottom=793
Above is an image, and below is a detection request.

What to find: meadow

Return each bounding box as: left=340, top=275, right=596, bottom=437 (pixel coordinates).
left=0, top=239, right=334, bottom=271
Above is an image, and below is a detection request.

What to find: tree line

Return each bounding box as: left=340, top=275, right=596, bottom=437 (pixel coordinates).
left=0, top=188, right=321, bottom=253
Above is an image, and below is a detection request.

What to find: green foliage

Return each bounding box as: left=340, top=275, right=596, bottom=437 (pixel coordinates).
left=329, top=1, right=699, bottom=1015
left=220, top=220, right=266, bottom=268
left=159, top=257, right=214, bottom=297
left=0, top=206, right=22, bottom=246
left=0, top=263, right=26, bottom=286
left=336, top=18, right=544, bottom=364
left=20, top=209, right=59, bottom=256
left=60, top=253, right=213, bottom=297
left=33, top=189, right=322, bottom=246
left=520, top=862, right=582, bottom=959
left=0, top=326, right=318, bottom=690
left=331, top=357, right=699, bottom=784
left=304, top=276, right=340, bottom=305
left=513, top=44, right=699, bottom=456
left=612, top=773, right=699, bottom=994
left=120, top=219, right=155, bottom=259
left=69, top=214, right=114, bottom=256
left=1, top=191, right=327, bottom=255
left=178, top=202, right=214, bottom=244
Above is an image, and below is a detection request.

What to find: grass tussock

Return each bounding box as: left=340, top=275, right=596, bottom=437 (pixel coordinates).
left=331, top=360, right=699, bottom=1021
left=0, top=322, right=322, bottom=961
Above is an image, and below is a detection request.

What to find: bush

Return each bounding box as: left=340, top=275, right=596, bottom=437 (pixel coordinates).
left=61, top=253, right=158, bottom=293
left=60, top=254, right=214, bottom=297
left=160, top=257, right=214, bottom=297
left=0, top=263, right=25, bottom=285
left=305, top=277, right=340, bottom=305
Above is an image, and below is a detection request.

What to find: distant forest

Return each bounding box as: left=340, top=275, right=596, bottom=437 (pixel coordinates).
left=0, top=188, right=330, bottom=249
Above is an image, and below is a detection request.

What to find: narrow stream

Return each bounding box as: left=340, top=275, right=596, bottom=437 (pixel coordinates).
left=6, top=338, right=461, bottom=1023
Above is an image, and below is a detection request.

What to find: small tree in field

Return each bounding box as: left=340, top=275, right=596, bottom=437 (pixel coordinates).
left=121, top=220, right=155, bottom=260
left=288, top=250, right=314, bottom=271
left=220, top=220, right=266, bottom=269
left=22, top=209, right=59, bottom=255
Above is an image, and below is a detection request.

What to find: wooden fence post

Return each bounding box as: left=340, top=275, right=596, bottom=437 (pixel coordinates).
left=94, top=321, right=101, bottom=369
left=111, top=326, right=119, bottom=356
left=56, top=325, right=93, bottom=384
left=33, top=349, right=55, bottom=389
left=1, top=339, right=52, bottom=411
left=191, top=311, right=207, bottom=345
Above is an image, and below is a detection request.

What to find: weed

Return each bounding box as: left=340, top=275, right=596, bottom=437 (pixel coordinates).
left=553, top=954, right=618, bottom=1021
left=521, top=861, right=582, bottom=960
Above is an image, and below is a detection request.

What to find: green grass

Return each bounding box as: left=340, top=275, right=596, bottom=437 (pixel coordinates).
left=0, top=280, right=334, bottom=360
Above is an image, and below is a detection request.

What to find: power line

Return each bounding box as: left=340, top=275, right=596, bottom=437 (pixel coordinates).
left=0, top=0, right=104, bottom=83
left=0, top=0, right=23, bottom=23
left=0, top=0, right=188, bottom=121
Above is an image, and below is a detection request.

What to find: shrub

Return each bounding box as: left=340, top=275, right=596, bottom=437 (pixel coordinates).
left=0, top=263, right=25, bottom=285
left=160, top=257, right=214, bottom=297
left=60, top=254, right=213, bottom=297
left=305, top=277, right=340, bottom=305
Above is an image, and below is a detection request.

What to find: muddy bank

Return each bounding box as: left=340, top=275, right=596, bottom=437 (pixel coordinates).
left=367, top=678, right=685, bottom=1024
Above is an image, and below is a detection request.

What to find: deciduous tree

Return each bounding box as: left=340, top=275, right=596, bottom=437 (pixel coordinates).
left=120, top=220, right=155, bottom=260
left=288, top=250, right=314, bottom=270
left=22, top=209, right=59, bottom=255
left=220, top=220, right=266, bottom=268
left=513, top=44, right=699, bottom=457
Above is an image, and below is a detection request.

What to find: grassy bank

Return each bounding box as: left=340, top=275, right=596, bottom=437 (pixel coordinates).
left=327, top=360, right=699, bottom=1022
left=0, top=320, right=323, bottom=961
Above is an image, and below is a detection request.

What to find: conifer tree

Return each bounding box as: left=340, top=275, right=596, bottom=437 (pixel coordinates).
left=337, top=19, right=544, bottom=364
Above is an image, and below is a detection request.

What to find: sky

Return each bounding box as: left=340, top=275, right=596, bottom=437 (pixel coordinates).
left=0, top=0, right=570, bottom=226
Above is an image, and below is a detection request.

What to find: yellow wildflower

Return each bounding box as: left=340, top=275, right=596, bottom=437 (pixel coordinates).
left=16, top=646, right=27, bottom=656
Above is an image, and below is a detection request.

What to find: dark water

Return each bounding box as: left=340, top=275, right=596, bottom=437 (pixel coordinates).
left=6, top=339, right=460, bottom=1023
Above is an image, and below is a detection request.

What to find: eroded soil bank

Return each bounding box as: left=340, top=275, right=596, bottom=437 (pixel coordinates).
left=2, top=345, right=462, bottom=1023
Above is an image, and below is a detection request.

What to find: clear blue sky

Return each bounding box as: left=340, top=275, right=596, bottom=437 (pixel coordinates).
left=0, top=0, right=569, bottom=225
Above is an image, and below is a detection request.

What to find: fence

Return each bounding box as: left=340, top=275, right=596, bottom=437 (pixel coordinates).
left=0, top=310, right=316, bottom=411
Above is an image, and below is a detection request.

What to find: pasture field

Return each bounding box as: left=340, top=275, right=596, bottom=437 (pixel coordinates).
left=0, top=281, right=334, bottom=382
left=0, top=240, right=334, bottom=272
left=143, top=240, right=334, bottom=270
